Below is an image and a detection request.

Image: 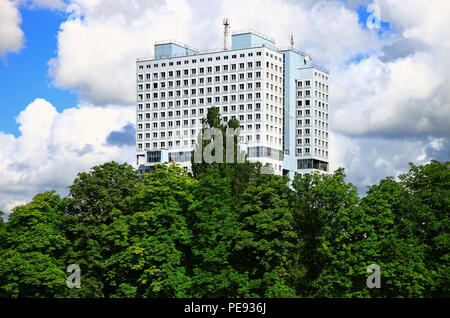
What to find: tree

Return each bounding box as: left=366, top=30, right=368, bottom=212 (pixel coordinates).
left=0, top=159, right=447, bottom=298
left=187, top=167, right=247, bottom=297
left=65, top=161, right=141, bottom=297
left=121, top=164, right=195, bottom=297
left=292, top=169, right=368, bottom=297
left=191, top=106, right=260, bottom=201
left=233, top=174, right=297, bottom=297
left=0, top=192, right=69, bottom=298
left=397, top=161, right=449, bottom=297
left=67, top=161, right=140, bottom=223
left=0, top=211, right=5, bottom=249
left=359, top=177, right=431, bottom=298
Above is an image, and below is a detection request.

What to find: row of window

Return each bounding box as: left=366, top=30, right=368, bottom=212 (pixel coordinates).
left=138, top=102, right=283, bottom=118
left=138, top=102, right=263, bottom=111
left=296, top=90, right=329, bottom=101
left=296, top=128, right=329, bottom=138
left=139, top=128, right=282, bottom=141
left=138, top=70, right=283, bottom=86
left=297, top=79, right=329, bottom=88
left=297, top=100, right=329, bottom=110
left=138, top=81, right=262, bottom=93
left=296, top=109, right=329, bottom=120
left=139, top=61, right=265, bottom=78
left=297, top=159, right=329, bottom=171
left=296, top=138, right=329, bottom=148
left=314, top=72, right=329, bottom=81
left=296, top=100, right=329, bottom=112
left=137, top=93, right=268, bottom=105
left=137, top=121, right=282, bottom=136
left=137, top=112, right=284, bottom=129
left=139, top=92, right=283, bottom=106
left=137, top=49, right=283, bottom=70
left=138, top=62, right=283, bottom=82
left=296, top=147, right=329, bottom=158
left=137, top=133, right=283, bottom=151
left=296, top=118, right=329, bottom=128
left=138, top=51, right=264, bottom=70
left=139, top=79, right=283, bottom=96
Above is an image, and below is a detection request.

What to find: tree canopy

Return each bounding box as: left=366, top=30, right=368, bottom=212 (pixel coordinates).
left=0, top=106, right=448, bottom=299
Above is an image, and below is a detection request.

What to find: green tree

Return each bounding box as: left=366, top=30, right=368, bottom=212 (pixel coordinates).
left=397, top=161, right=449, bottom=297
left=65, top=161, right=141, bottom=297
left=233, top=174, right=297, bottom=297
left=0, top=192, right=69, bottom=298
left=187, top=168, right=248, bottom=297
left=359, top=177, right=431, bottom=297
left=121, top=164, right=195, bottom=297
left=292, top=169, right=366, bottom=297
left=191, top=106, right=260, bottom=201
left=0, top=211, right=5, bottom=249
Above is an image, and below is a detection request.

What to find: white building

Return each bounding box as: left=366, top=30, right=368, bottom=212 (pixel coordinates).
left=136, top=30, right=329, bottom=178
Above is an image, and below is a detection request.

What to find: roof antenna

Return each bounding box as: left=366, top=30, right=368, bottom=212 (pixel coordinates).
left=223, top=18, right=230, bottom=50
left=289, top=33, right=294, bottom=50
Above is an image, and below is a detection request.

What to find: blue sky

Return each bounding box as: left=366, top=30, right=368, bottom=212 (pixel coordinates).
left=0, top=7, right=77, bottom=136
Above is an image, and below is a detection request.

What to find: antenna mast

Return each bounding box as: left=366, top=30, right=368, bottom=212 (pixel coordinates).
left=223, top=18, right=230, bottom=50
left=289, top=33, right=294, bottom=50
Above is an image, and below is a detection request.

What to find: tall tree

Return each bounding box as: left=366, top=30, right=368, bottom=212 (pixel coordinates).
left=292, top=169, right=366, bottom=297
left=122, top=164, right=195, bottom=297
left=233, top=174, right=297, bottom=297
left=359, top=177, right=431, bottom=298
left=191, top=106, right=260, bottom=201
left=397, top=161, right=449, bottom=297
left=187, top=168, right=247, bottom=297
left=0, top=192, right=69, bottom=298
left=65, top=161, right=141, bottom=297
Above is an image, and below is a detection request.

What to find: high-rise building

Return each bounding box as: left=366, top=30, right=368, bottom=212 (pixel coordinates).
left=136, top=29, right=329, bottom=177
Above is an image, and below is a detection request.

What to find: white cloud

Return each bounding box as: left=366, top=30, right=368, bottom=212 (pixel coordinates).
left=331, top=51, right=450, bottom=137
left=377, top=0, right=450, bottom=48
left=329, top=132, right=438, bottom=193
left=0, top=98, right=135, bottom=215
left=48, top=0, right=383, bottom=105
left=18, top=0, right=67, bottom=10
left=0, top=0, right=24, bottom=56
left=328, top=0, right=450, bottom=139
left=49, top=0, right=196, bottom=105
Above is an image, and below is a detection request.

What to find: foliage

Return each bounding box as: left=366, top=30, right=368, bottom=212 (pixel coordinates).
left=0, top=192, right=69, bottom=297
left=64, top=161, right=141, bottom=298
left=0, top=151, right=448, bottom=298
left=187, top=168, right=246, bottom=297
left=234, top=174, right=297, bottom=297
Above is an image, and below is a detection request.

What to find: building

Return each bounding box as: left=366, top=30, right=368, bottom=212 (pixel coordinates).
left=136, top=28, right=329, bottom=178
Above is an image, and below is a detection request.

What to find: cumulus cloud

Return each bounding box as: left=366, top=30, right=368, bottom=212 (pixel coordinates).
left=327, top=0, right=450, bottom=191
left=329, top=132, right=445, bottom=194
left=332, top=0, right=450, bottom=135
left=18, top=0, right=67, bottom=10
left=0, top=0, right=24, bottom=57
left=332, top=52, right=449, bottom=137
left=48, top=0, right=383, bottom=105
left=0, top=98, right=135, bottom=215
left=106, top=123, right=135, bottom=147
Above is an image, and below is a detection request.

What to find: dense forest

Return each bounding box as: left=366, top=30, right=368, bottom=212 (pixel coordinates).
left=0, top=108, right=448, bottom=298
